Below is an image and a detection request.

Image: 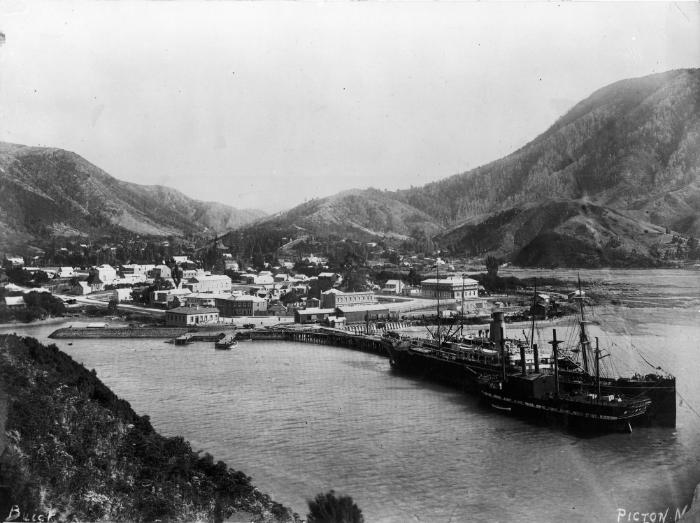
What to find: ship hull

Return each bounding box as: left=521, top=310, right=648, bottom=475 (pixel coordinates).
left=481, top=389, right=651, bottom=433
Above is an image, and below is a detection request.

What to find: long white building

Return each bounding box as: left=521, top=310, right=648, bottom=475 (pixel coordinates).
left=420, top=277, right=479, bottom=300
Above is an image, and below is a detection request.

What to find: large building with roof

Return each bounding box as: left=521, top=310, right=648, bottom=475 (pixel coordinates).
left=420, top=277, right=479, bottom=300
left=215, top=295, right=267, bottom=317
left=336, top=304, right=391, bottom=323
left=294, top=307, right=337, bottom=324
left=165, top=306, right=219, bottom=326
left=184, top=275, right=232, bottom=294
left=320, top=289, right=377, bottom=309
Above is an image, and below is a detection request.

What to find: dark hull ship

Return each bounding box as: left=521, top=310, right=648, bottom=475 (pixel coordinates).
left=386, top=284, right=675, bottom=427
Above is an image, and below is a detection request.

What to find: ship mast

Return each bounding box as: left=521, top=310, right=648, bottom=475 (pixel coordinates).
left=550, top=329, right=562, bottom=396
left=530, top=280, right=537, bottom=351
left=595, top=337, right=600, bottom=397
left=435, top=261, right=441, bottom=345
left=460, top=273, right=465, bottom=337
left=577, top=274, right=591, bottom=374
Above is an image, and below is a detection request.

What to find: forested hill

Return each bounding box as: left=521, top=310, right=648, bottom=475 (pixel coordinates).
left=0, top=143, right=266, bottom=253
left=231, top=68, right=700, bottom=267
left=395, top=68, right=700, bottom=234
left=0, top=334, right=294, bottom=522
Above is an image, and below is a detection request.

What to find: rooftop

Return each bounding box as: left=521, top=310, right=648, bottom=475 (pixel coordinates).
left=297, top=308, right=336, bottom=315
left=167, top=306, right=219, bottom=315
left=337, top=304, right=390, bottom=313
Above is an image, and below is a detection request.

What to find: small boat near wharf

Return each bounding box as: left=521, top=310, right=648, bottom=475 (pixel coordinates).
left=214, top=334, right=238, bottom=350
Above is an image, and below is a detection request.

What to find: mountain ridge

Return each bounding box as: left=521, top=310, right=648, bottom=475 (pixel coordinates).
left=0, top=142, right=266, bottom=253
left=231, top=68, right=700, bottom=266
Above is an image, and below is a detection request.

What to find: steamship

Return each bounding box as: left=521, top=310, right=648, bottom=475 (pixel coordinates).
left=386, top=308, right=676, bottom=427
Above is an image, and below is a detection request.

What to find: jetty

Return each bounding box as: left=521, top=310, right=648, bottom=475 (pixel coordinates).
left=48, top=324, right=393, bottom=356
left=239, top=327, right=390, bottom=356
left=50, top=327, right=190, bottom=339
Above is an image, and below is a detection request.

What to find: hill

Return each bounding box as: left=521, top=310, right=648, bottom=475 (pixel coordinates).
left=220, top=188, right=443, bottom=259
left=234, top=68, right=700, bottom=267
left=0, top=143, right=265, bottom=253
left=0, top=334, right=294, bottom=522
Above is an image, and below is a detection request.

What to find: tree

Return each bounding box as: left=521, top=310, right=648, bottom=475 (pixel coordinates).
left=307, top=490, right=364, bottom=523
left=107, top=298, right=119, bottom=314
left=405, top=268, right=422, bottom=287
left=485, top=255, right=501, bottom=279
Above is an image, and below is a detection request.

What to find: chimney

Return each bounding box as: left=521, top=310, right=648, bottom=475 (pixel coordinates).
left=489, top=311, right=506, bottom=344
left=533, top=343, right=540, bottom=373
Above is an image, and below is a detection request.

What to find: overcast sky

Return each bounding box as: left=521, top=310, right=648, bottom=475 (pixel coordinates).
left=0, top=2, right=698, bottom=213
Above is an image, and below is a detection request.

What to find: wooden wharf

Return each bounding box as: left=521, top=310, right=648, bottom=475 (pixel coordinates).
left=247, top=327, right=391, bottom=356
left=49, top=325, right=394, bottom=357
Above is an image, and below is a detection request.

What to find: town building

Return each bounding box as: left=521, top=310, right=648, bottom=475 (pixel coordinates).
left=70, top=281, right=92, bottom=295
left=119, top=274, right=148, bottom=285
left=150, top=265, right=172, bottom=280
left=224, top=258, right=239, bottom=271
left=215, top=295, right=268, bottom=317
left=3, top=255, right=24, bottom=268
left=151, top=287, right=192, bottom=306
left=90, top=264, right=117, bottom=290
left=172, top=256, right=192, bottom=265
left=420, top=277, right=479, bottom=300
left=320, top=289, right=377, bottom=309
left=58, top=267, right=76, bottom=278
left=183, top=275, right=232, bottom=294
left=112, top=288, right=133, bottom=303
left=381, top=279, right=405, bottom=294
left=294, top=307, right=336, bottom=324
left=185, top=292, right=232, bottom=308
left=336, top=304, right=391, bottom=323
left=121, top=264, right=155, bottom=278
left=4, top=296, right=26, bottom=309
left=165, top=306, right=219, bottom=326
left=267, top=302, right=288, bottom=316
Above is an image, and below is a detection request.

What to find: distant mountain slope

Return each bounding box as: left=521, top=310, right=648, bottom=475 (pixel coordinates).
left=437, top=199, right=669, bottom=267
left=235, top=69, right=699, bottom=267
left=273, top=188, right=442, bottom=239
left=396, top=69, right=700, bottom=234
left=0, top=143, right=265, bottom=251
left=224, top=189, right=442, bottom=250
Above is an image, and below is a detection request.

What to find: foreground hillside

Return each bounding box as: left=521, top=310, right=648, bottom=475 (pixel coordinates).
left=0, top=143, right=265, bottom=253
left=234, top=68, right=700, bottom=267
left=0, top=335, right=294, bottom=522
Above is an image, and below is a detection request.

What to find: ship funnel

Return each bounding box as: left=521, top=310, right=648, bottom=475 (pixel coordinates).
left=533, top=343, right=539, bottom=373
left=489, top=311, right=506, bottom=344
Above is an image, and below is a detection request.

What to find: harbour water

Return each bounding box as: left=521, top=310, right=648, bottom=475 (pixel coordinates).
left=3, top=269, right=700, bottom=522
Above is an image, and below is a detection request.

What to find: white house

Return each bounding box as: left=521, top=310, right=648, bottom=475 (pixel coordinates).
left=420, top=277, right=479, bottom=300
left=91, top=264, right=118, bottom=286
left=165, top=306, right=219, bottom=326
left=4, top=296, right=26, bottom=308
left=381, top=279, right=405, bottom=294
left=112, top=288, right=133, bottom=303
left=183, top=274, right=232, bottom=294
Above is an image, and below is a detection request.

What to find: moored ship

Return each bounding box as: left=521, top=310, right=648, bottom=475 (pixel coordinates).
left=386, top=288, right=676, bottom=427
left=479, top=328, right=652, bottom=432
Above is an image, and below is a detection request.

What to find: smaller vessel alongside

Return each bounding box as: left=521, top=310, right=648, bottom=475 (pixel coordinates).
left=214, top=334, right=238, bottom=350
left=173, top=334, right=193, bottom=345
left=480, top=328, right=652, bottom=432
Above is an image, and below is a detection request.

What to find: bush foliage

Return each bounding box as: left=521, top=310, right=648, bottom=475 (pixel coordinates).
left=0, top=335, right=294, bottom=522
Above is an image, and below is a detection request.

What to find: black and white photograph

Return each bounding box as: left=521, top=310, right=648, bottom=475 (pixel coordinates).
left=0, top=1, right=699, bottom=522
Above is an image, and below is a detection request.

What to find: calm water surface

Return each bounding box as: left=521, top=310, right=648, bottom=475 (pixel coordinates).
left=4, top=269, right=700, bottom=522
